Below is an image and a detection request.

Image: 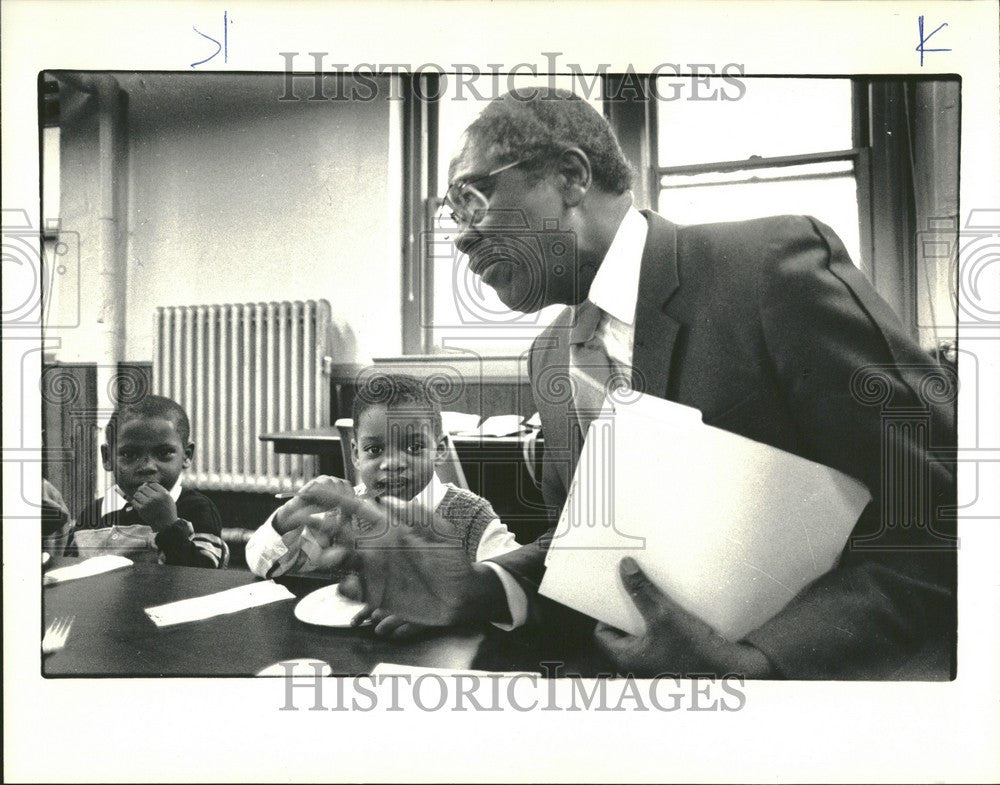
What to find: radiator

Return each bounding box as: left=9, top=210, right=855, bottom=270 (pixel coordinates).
left=153, top=300, right=332, bottom=493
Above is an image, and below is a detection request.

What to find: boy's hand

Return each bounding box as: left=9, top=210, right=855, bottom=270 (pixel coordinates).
left=282, top=477, right=370, bottom=564
left=273, top=475, right=351, bottom=535
left=131, top=483, right=178, bottom=532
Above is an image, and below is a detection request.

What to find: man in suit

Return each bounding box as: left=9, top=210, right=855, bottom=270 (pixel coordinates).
left=301, top=88, right=956, bottom=679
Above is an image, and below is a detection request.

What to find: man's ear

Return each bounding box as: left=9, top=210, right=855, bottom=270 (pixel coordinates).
left=182, top=443, right=194, bottom=469
left=351, top=438, right=360, bottom=468
left=557, top=148, right=592, bottom=208
left=100, top=444, right=112, bottom=472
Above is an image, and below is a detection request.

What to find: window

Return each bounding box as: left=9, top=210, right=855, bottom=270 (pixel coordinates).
left=654, top=78, right=864, bottom=268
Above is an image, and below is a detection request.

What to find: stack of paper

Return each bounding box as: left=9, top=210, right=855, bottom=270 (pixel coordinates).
left=441, top=411, right=533, bottom=437
left=144, top=580, right=295, bottom=627
left=43, top=555, right=133, bottom=586
left=477, top=414, right=527, bottom=437
left=538, top=394, right=871, bottom=641
left=440, top=411, right=482, bottom=434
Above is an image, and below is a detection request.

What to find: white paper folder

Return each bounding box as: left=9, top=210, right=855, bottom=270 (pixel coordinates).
left=538, top=394, right=871, bottom=641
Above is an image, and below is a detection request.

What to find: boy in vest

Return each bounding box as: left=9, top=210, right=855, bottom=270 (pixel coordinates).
left=246, top=373, right=521, bottom=634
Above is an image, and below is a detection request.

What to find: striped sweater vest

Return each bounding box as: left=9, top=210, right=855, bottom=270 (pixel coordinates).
left=435, top=485, right=500, bottom=562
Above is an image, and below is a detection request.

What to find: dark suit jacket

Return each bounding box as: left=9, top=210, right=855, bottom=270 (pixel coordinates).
left=490, top=211, right=956, bottom=679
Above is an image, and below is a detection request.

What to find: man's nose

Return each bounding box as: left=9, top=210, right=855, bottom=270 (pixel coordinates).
left=453, top=220, right=479, bottom=258
left=138, top=455, right=158, bottom=472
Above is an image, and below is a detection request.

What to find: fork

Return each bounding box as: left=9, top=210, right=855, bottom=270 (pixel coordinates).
left=42, top=615, right=75, bottom=655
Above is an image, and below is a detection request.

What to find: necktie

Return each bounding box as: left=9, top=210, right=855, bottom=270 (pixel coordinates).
left=569, top=300, right=614, bottom=437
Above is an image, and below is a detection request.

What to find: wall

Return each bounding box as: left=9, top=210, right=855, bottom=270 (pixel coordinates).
left=52, top=72, right=401, bottom=365
left=52, top=73, right=129, bottom=369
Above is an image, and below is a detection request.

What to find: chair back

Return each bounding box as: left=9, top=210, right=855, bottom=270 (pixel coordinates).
left=333, top=418, right=357, bottom=484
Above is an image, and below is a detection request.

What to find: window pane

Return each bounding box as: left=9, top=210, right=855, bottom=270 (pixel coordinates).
left=42, top=126, right=61, bottom=233
left=658, top=168, right=862, bottom=268
left=656, top=78, right=853, bottom=167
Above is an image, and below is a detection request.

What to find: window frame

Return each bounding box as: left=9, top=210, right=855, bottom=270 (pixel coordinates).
left=645, top=78, right=873, bottom=275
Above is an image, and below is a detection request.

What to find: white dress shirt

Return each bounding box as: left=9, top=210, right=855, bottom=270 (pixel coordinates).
left=492, top=206, right=648, bottom=628
left=582, top=205, right=647, bottom=370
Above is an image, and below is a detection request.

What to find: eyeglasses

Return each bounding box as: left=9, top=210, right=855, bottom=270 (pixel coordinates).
left=443, top=156, right=534, bottom=227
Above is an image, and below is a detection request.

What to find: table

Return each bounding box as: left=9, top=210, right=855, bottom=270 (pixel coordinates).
left=39, top=554, right=954, bottom=682
left=41, top=558, right=606, bottom=678
left=42, top=559, right=486, bottom=677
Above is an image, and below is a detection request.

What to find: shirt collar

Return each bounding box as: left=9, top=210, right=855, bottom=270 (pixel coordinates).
left=409, top=473, right=448, bottom=514
left=585, top=206, right=648, bottom=326
left=355, top=474, right=447, bottom=513
left=102, top=480, right=183, bottom=516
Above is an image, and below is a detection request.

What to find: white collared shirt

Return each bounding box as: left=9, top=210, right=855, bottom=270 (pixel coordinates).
left=581, top=205, right=647, bottom=370
left=489, top=206, right=647, bottom=627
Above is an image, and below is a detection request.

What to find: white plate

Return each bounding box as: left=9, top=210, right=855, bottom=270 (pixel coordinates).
left=294, top=584, right=370, bottom=628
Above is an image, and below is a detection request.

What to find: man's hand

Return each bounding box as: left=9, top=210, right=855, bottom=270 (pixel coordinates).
left=594, top=557, right=775, bottom=679
left=272, top=475, right=353, bottom=535
left=354, top=607, right=429, bottom=640
left=131, top=483, right=178, bottom=532
left=302, top=490, right=506, bottom=627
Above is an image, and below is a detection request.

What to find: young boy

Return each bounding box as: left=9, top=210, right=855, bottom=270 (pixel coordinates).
left=246, top=373, right=522, bottom=632
left=71, top=395, right=227, bottom=568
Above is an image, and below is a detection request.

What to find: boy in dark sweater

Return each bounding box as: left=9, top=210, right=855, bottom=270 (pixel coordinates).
left=71, top=395, right=227, bottom=568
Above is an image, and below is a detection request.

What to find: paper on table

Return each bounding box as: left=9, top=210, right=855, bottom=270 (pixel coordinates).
left=144, top=580, right=295, bottom=627
left=440, top=411, right=482, bottom=434
left=43, top=555, right=133, bottom=586
left=477, top=414, right=526, bottom=437
left=538, top=393, right=871, bottom=641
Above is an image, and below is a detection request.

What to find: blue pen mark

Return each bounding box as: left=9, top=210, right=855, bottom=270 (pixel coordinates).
left=915, top=15, right=950, bottom=67
left=190, top=12, right=230, bottom=69
left=191, top=26, right=221, bottom=68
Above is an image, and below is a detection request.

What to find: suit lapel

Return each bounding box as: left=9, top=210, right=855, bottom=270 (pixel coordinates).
left=631, top=211, right=683, bottom=399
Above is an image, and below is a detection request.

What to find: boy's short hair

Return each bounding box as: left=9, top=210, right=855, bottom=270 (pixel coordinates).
left=352, top=373, right=443, bottom=436
left=105, top=394, right=191, bottom=446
